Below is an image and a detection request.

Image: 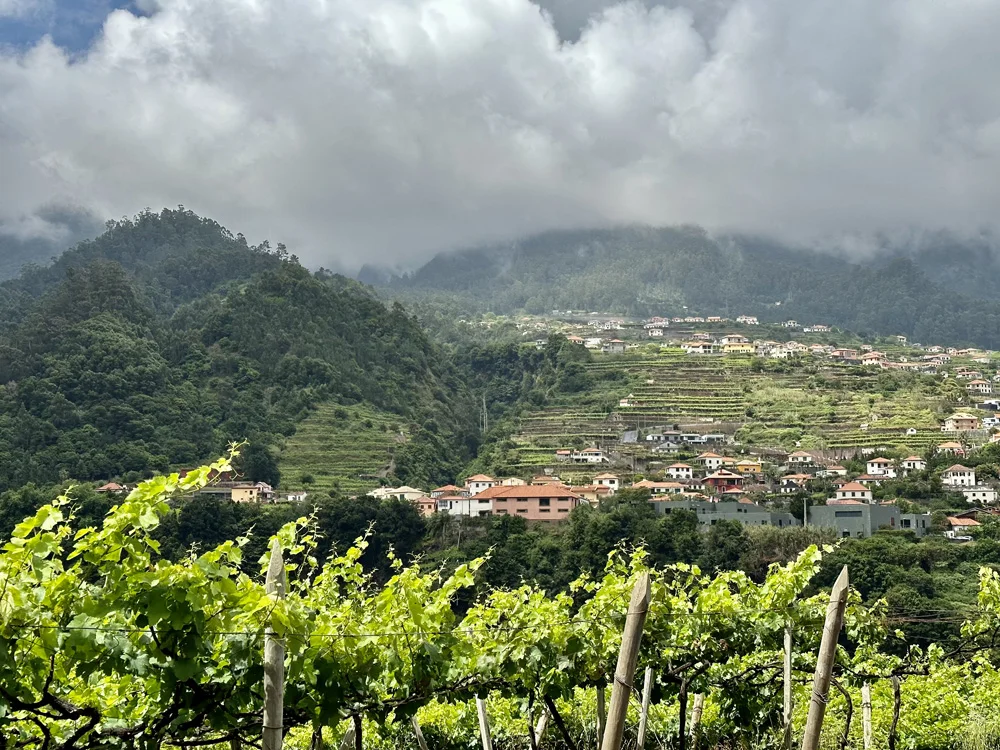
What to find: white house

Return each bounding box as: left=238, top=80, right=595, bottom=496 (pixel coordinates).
left=665, top=463, right=694, bottom=480
left=788, top=451, right=814, bottom=465
left=736, top=315, right=760, bottom=325
left=984, top=416, right=1000, bottom=430
left=572, top=448, right=607, bottom=464
left=967, top=379, right=993, bottom=396
left=963, top=487, right=998, bottom=504
left=901, top=456, right=927, bottom=473
left=465, top=474, right=497, bottom=495
left=832, top=482, right=873, bottom=503
left=593, top=473, right=620, bottom=493
left=697, top=452, right=726, bottom=471
left=942, top=465, right=976, bottom=487
left=648, top=328, right=664, bottom=338
left=370, top=485, right=426, bottom=501
left=684, top=342, right=714, bottom=355
left=437, top=496, right=492, bottom=518
left=866, top=457, right=897, bottom=477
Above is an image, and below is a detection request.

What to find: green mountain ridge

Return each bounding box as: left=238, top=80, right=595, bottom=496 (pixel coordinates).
left=0, top=209, right=478, bottom=493
left=376, top=226, right=1000, bottom=348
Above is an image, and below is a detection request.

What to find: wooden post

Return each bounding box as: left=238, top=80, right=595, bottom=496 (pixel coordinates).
left=337, top=727, right=355, bottom=750
left=861, top=683, right=873, bottom=750
left=600, top=573, right=651, bottom=750
left=800, top=566, right=849, bottom=750
left=596, top=683, right=606, bottom=748
left=689, top=693, right=705, bottom=749
left=783, top=624, right=793, bottom=749
left=636, top=667, right=654, bottom=749
left=477, top=697, right=494, bottom=750
left=534, top=709, right=549, bottom=747
left=263, top=539, right=287, bottom=750
left=411, top=716, right=429, bottom=750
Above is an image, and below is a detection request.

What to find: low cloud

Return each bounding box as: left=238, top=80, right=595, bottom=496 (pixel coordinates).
left=2, top=0, right=1000, bottom=270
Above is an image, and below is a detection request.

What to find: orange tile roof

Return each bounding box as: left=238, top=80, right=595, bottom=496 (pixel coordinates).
left=838, top=482, right=870, bottom=493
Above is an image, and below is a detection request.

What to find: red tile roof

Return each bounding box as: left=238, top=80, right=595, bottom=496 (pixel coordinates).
left=838, top=482, right=871, bottom=493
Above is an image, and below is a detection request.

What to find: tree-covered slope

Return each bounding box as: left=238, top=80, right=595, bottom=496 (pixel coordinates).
left=383, top=226, right=1000, bottom=348
left=0, top=212, right=478, bottom=492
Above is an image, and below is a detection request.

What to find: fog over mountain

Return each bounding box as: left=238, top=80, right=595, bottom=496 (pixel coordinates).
left=3, top=0, right=1000, bottom=269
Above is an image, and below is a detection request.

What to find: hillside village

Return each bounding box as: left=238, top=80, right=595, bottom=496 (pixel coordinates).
left=94, top=310, right=1000, bottom=544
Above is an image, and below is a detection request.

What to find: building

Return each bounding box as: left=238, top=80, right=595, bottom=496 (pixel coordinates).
left=945, top=516, right=980, bottom=540
left=486, top=485, right=582, bottom=522
left=602, top=339, right=627, bottom=354
left=570, top=485, right=613, bottom=504
left=703, top=470, right=745, bottom=492
left=779, top=474, right=811, bottom=494
left=648, top=328, right=665, bottom=338
left=465, top=474, right=497, bottom=495
left=593, top=473, right=620, bottom=493
left=684, top=342, right=715, bottom=355
left=832, top=482, right=873, bottom=503
left=736, top=316, right=760, bottom=325
left=370, top=485, right=425, bottom=502
left=788, top=451, right=814, bottom=465
left=650, top=498, right=798, bottom=529
left=632, top=479, right=685, bottom=495
left=697, top=452, right=726, bottom=471
left=901, top=456, right=927, bottom=473
left=231, top=482, right=275, bottom=503
left=531, top=474, right=564, bottom=486
left=500, top=477, right=527, bottom=486
left=665, top=463, right=694, bottom=480
left=938, top=441, right=966, bottom=456
left=865, top=457, right=896, bottom=477
left=437, top=495, right=492, bottom=518
left=95, top=482, right=128, bottom=494
left=572, top=448, right=607, bottom=464
left=968, top=380, right=994, bottom=396
left=412, top=496, right=437, bottom=517
left=941, top=465, right=976, bottom=487
left=943, top=413, right=979, bottom=432
left=734, top=459, right=763, bottom=476
left=809, top=504, right=930, bottom=538
left=962, top=487, right=998, bottom=504
left=431, top=484, right=464, bottom=498
left=722, top=342, right=755, bottom=354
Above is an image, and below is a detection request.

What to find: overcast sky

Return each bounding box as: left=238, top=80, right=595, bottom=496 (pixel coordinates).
left=2, top=0, right=1000, bottom=270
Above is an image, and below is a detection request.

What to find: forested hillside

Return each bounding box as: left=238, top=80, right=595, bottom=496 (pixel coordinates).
left=379, top=226, right=1000, bottom=348
left=0, top=209, right=478, bottom=492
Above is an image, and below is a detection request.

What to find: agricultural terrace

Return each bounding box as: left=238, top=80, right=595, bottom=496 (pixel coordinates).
left=507, top=349, right=967, bottom=475
left=278, top=402, right=408, bottom=495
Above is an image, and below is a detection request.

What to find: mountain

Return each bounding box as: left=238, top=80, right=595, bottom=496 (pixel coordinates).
left=0, top=205, right=105, bottom=282
left=379, top=226, right=1000, bottom=348
left=0, top=210, right=477, bottom=493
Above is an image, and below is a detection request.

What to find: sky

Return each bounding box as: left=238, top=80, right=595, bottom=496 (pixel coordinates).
left=2, top=0, right=1000, bottom=270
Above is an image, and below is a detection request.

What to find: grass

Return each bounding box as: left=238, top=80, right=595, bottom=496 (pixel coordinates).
left=278, top=402, right=409, bottom=496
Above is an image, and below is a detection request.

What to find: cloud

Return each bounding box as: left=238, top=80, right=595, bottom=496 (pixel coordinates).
left=0, top=0, right=48, bottom=18
left=2, top=0, right=1000, bottom=270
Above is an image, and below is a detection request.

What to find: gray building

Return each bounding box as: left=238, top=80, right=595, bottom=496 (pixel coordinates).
left=651, top=499, right=799, bottom=529
left=808, top=503, right=931, bottom=538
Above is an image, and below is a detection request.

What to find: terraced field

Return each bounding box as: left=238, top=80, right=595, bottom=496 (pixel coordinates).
left=505, top=351, right=963, bottom=473
left=278, top=403, right=408, bottom=496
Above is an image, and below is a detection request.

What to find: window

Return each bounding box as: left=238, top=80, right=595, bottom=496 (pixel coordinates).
left=558, top=508, right=569, bottom=513
left=517, top=509, right=527, bottom=514
left=540, top=508, right=550, bottom=513
left=835, top=510, right=863, bottom=518
left=539, top=498, right=550, bottom=507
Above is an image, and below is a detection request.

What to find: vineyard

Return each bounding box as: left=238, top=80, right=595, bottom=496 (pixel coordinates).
left=278, top=403, right=409, bottom=495
left=5, top=454, right=1000, bottom=749
left=506, top=351, right=957, bottom=474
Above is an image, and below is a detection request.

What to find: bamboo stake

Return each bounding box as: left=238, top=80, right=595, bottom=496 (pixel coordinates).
left=636, top=667, right=654, bottom=749
left=477, top=697, right=494, bottom=750
left=861, top=683, right=873, bottom=750
left=783, top=624, right=793, bottom=749
left=411, top=716, right=429, bottom=750
left=534, top=709, right=549, bottom=747
left=596, top=684, right=606, bottom=748
left=263, top=539, right=287, bottom=750
left=689, top=693, right=704, bottom=738
left=337, top=727, right=355, bottom=750
left=600, top=573, right=651, bottom=750
left=800, top=566, right=850, bottom=750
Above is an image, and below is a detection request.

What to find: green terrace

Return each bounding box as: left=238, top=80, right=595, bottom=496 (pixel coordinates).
left=503, top=351, right=963, bottom=470
left=278, top=402, right=409, bottom=496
